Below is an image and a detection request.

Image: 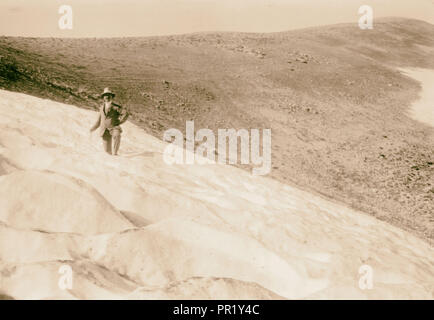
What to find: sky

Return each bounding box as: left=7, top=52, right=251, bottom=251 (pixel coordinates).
left=0, top=0, right=433, bottom=37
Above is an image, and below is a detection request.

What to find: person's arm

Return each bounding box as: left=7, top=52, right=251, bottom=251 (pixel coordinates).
left=90, top=113, right=101, bottom=132
left=118, top=106, right=129, bottom=125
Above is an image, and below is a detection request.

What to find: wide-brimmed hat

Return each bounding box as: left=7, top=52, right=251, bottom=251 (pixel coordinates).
left=101, top=87, right=115, bottom=98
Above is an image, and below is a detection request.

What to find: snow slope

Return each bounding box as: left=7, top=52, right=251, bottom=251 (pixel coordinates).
left=0, top=89, right=433, bottom=299
left=400, top=68, right=434, bottom=128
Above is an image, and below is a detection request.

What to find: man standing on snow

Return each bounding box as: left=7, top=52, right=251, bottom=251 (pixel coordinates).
left=90, top=88, right=129, bottom=155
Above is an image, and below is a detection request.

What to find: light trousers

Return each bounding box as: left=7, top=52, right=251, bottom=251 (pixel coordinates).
left=102, top=127, right=121, bottom=155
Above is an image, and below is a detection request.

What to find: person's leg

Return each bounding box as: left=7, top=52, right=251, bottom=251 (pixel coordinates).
left=102, top=129, right=112, bottom=155
left=111, top=128, right=121, bottom=155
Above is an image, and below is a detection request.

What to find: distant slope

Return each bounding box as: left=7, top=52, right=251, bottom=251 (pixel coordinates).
left=0, top=17, right=433, bottom=242
left=0, top=90, right=433, bottom=299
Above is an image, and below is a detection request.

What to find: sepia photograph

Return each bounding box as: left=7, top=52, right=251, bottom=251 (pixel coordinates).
left=0, top=0, right=433, bottom=306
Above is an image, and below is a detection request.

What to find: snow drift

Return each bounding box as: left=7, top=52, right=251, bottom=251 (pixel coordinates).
left=0, top=89, right=433, bottom=299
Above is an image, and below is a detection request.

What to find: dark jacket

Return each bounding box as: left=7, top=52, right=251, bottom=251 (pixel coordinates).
left=91, top=102, right=129, bottom=137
